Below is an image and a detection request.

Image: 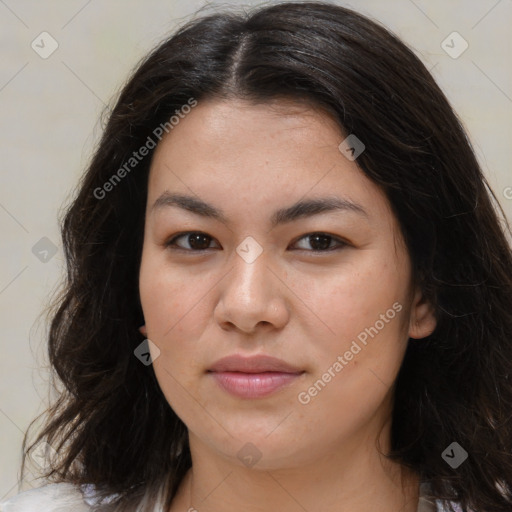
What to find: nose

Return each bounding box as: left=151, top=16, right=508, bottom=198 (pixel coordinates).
left=213, top=249, right=290, bottom=335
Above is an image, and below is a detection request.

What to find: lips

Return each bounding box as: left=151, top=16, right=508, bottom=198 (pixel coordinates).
left=208, top=354, right=303, bottom=373
left=207, top=354, right=304, bottom=399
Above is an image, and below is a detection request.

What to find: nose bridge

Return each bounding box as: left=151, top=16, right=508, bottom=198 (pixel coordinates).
left=228, top=245, right=273, bottom=304
left=215, top=242, right=288, bottom=332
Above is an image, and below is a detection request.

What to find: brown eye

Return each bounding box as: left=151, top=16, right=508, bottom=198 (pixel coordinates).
left=166, top=232, right=218, bottom=251
left=165, top=231, right=347, bottom=253
left=291, top=233, right=346, bottom=252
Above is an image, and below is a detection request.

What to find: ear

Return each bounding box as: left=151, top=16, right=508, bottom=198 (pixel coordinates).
left=138, top=324, right=148, bottom=336
left=408, top=286, right=437, bottom=340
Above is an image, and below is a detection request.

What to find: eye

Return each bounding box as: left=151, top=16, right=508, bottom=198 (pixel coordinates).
left=165, top=231, right=347, bottom=253
left=290, top=232, right=347, bottom=252
left=165, top=232, right=219, bottom=251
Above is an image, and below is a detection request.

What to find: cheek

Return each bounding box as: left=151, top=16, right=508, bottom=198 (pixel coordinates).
left=139, top=251, right=195, bottom=334
left=304, top=264, right=407, bottom=336
left=139, top=258, right=204, bottom=410
left=294, top=359, right=395, bottom=450
left=138, top=253, right=211, bottom=379
left=298, top=262, right=410, bottom=397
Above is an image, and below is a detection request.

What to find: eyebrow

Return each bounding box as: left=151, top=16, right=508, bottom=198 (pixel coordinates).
left=151, top=191, right=368, bottom=228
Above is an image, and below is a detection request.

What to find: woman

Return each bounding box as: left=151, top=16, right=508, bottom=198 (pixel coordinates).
left=2, top=2, right=511, bottom=511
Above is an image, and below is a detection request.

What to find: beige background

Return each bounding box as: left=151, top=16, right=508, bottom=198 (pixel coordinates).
left=1, top=0, right=511, bottom=499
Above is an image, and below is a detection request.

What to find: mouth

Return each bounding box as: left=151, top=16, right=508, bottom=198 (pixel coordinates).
left=207, top=354, right=305, bottom=399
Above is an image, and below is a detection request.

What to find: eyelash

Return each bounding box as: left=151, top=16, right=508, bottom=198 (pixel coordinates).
left=164, top=231, right=348, bottom=253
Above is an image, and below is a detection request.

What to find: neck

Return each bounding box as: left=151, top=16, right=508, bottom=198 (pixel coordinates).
left=170, top=434, right=420, bottom=512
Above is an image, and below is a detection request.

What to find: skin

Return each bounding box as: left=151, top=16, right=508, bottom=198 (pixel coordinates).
left=138, top=98, right=437, bottom=512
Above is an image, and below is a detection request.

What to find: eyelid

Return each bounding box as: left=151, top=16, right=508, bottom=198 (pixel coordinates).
left=165, top=231, right=349, bottom=253
left=289, top=232, right=348, bottom=252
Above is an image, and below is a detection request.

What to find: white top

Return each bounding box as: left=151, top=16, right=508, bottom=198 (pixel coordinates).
left=0, top=481, right=466, bottom=511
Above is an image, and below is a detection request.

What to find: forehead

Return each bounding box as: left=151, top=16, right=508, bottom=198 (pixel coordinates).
left=146, top=98, right=394, bottom=228
left=148, top=98, right=343, bottom=176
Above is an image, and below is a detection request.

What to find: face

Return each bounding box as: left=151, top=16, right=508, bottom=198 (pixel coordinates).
left=138, top=98, right=436, bottom=470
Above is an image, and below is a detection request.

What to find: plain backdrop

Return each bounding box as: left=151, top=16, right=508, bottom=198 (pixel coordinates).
left=1, top=0, right=511, bottom=500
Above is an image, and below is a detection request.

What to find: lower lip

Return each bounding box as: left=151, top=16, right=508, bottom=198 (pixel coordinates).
left=209, top=371, right=303, bottom=398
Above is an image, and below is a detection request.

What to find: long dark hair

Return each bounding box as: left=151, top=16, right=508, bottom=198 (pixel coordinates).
left=21, top=2, right=512, bottom=511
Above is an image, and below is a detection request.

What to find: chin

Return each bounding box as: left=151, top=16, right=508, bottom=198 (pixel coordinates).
left=195, top=425, right=316, bottom=471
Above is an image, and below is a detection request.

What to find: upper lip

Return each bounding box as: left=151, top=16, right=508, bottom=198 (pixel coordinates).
left=208, top=354, right=303, bottom=374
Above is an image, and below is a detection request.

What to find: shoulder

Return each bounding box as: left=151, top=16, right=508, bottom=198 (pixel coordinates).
left=435, top=501, right=464, bottom=511
left=420, top=482, right=474, bottom=512
left=417, top=497, right=473, bottom=512
left=436, top=501, right=476, bottom=512
left=0, top=482, right=97, bottom=512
